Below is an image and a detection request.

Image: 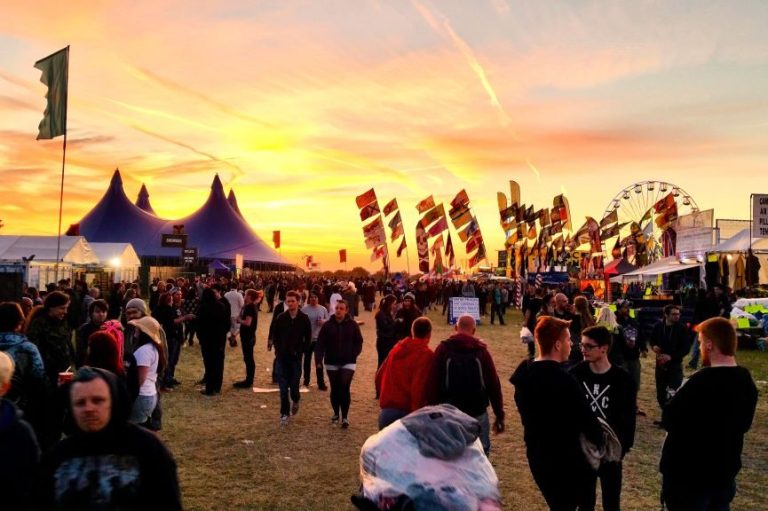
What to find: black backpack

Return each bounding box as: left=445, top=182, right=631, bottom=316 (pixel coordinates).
left=443, top=350, right=489, bottom=417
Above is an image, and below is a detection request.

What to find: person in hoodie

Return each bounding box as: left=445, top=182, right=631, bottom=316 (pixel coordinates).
left=425, top=314, right=505, bottom=455
left=37, top=366, right=181, bottom=510
left=316, top=299, right=363, bottom=429
left=75, top=299, right=109, bottom=368
left=0, top=350, right=40, bottom=511
left=394, top=293, right=421, bottom=343
left=0, top=302, right=46, bottom=442
left=510, top=316, right=604, bottom=511
left=375, top=317, right=434, bottom=430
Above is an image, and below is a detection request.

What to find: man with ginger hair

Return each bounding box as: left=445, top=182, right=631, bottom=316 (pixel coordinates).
left=660, top=317, right=757, bottom=510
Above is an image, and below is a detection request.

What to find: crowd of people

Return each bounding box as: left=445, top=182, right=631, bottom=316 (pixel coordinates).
left=0, top=272, right=759, bottom=510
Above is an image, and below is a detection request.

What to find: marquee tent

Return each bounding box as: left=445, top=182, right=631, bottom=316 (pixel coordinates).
left=89, top=242, right=142, bottom=282
left=709, top=228, right=768, bottom=253
left=621, top=256, right=700, bottom=280
left=135, top=184, right=157, bottom=215
left=227, top=189, right=244, bottom=219
left=0, top=235, right=99, bottom=288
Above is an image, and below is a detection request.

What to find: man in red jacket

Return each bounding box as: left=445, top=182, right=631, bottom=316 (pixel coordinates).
left=375, top=317, right=434, bottom=430
left=426, top=314, right=505, bottom=455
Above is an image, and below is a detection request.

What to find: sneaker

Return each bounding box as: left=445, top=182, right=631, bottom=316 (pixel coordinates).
left=330, top=415, right=339, bottom=424
left=233, top=381, right=252, bottom=389
left=341, top=418, right=350, bottom=429
left=280, top=415, right=289, bottom=426
left=291, top=402, right=300, bottom=416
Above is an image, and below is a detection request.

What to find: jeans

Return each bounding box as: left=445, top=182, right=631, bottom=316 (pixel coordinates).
left=275, top=357, right=301, bottom=416
left=490, top=303, right=505, bottom=324
left=378, top=408, right=408, bottom=430
left=164, top=336, right=182, bottom=384
left=129, top=394, right=158, bottom=424
left=327, top=368, right=355, bottom=419
left=583, top=461, right=622, bottom=511
left=475, top=412, right=491, bottom=455
left=301, top=340, right=324, bottom=386
left=241, top=335, right=255, bottom=384
left=622, top=359, right=641, bottom=394
left=655, top=364, right=683, bottom=409
left=663, top=479, right=736, bottom=511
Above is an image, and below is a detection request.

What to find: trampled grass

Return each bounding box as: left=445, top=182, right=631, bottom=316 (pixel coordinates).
left=160, top=306, right=767, bottom=510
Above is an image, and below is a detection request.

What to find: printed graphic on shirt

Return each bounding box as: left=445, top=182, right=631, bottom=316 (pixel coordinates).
left=54, top=455, right=141, bottom=508
left=583, top=382, right=611, bottom=419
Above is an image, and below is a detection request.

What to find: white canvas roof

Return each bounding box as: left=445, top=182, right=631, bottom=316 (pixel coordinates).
left=622, top=256, right=700, bottom=278
left=709, top=228, right=768, bottom=253
left=0, top=236, right=98, bottom=264
left=88, top=242, right=141, bottom=268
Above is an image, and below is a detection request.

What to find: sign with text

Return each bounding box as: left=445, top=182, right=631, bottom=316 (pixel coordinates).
left=447, top=297, right=481, bottom=325
left=753, top=194, right=768, bottom=237
left=162, top=234, right=188, bottom=248
left=182, top=247, right=197, bottom=264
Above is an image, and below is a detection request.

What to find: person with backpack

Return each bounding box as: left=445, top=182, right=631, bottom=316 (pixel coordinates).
left=425, top=314, right=504, bottom=455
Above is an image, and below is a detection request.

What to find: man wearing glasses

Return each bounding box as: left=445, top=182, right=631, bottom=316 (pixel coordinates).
left=649, top=305, right=691, bottom=421
left=570, top=326, right=637, bottom=511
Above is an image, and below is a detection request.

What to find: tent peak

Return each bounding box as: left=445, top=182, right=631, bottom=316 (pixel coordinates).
left=227, top=189, right=244, bottom=218
left=211, top=174, right=224, bottom=194
left=135, top=183, right=157, bottom=215
left=110, top=168, right=123, bottom=187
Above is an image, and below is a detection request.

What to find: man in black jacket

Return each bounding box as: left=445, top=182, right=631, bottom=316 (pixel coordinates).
left=661, top=317, right=757, bottom=510
left=570, top=326, right=636, bottom=511
left=511, top=316, right=603, bottom=511
left=271, top=291, right=312, bottom=425
left=649, top=305, right=690, bottom=417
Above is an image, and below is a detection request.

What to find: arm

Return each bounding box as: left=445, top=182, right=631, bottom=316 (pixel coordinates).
left=481, top=350, right=505, bottom=423
left=315, top=323, right=327, bottom=366
left=137, top=365, right=149, bottom=387
left=410, top=352, right=432, bottom=411
left=375, top=357, right=387, bottom=397
left=353, top=323, right=364, bottom=358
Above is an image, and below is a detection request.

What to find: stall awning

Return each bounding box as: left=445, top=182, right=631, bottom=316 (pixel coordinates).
left=709, top=229, right=768, bottom=253
left=622, top=257, right=700, bottom=277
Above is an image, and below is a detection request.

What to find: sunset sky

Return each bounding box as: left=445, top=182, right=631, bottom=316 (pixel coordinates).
left=1, top=1, right=767, bottom=271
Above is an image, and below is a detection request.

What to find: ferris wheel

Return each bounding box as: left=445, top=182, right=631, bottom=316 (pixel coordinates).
left=602, top=181, right=699, bottom=261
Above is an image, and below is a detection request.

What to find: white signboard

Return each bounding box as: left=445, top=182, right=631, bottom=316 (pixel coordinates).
left=674, top=209, right=715, bottom=259
left=753, top=194, right=768, bottom=238
left=448, top=297, right=481, bottom=325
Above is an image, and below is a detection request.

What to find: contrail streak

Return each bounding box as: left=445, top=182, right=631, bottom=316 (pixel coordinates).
left=106, top=98, right=217, bottom=132
left=526, top=159, right=542, bottom=183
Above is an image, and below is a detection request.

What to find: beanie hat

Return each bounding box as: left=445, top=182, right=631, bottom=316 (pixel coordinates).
left=404, top=292, right=415, bottom=301
left=44, top=290, right=70, bottom=309
left=125, top=298, right=147, bottom=316
left=128, top=316, right=163, bottom=348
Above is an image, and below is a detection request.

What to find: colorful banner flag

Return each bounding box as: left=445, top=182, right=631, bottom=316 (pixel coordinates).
left=600, top=223, right=620, bottom=241
left=35, top=47, right=69, bottom=140
left=370, top=245, right=386, bottom=262
left=550, top=207, right=561, bottom=223
left=458, top=218, right=480, bottom=242
left=365, top=231, right=386, bottom=249
left=551, top=221, right=563, bottom=234
left=272, top=230, right=281, bottom=249
left=359, top=202, right=380, bottom=221
left=586, top=217, right=601, bottom=254
left=527, top=223, right=537, bottom=240
left=445, top=233, right=455, bottom=267
left=390, top=222, right=404, bottom=241
left=466, top=233, right=483, bottom=253
left=433, top=246, right=444, bottom=274
left=416, top=224, right=430, bottom=272
left=468, top=244, right=487, bottom=268
left=450, top=207, right=473, bottom=229
left=356, top=188, right=377, bottom=209
left=382, top=198, right=399, bottom=216
left=499, top=204, right=517, bottom=221
left=306, top=255, right=313, bottom=268
left=451, top=189, right=470, bottom=209
left=539, top=208, right=551, bottom=227
left=362, top=217, right=384, bottom=238
left=396, top=237, right=407, bottom=257
left=524, top=205, right=536, bottom=223
left=509, top=181, right=521, bottom=206
left=640, top=208, right=653, bottom=224
left=427, top=217, right=448, bottom=237
left=497, top=192, right=508, bottom=214
left=501, top=219, right=516, bottom=232
left=653, top=193, right=675, bottom=213
left=419, top=204, right=446, bottom=228
left=600, top=210, right=618, bottom=228
left=416, top=195, right=436, bottom=213
left=339, top=249, right=347, bottom=263
left=431, top=234, right=444, bottom=254
left=388, top=211, right=402, bottom=230
left=505, top=231, right=519, bottom=248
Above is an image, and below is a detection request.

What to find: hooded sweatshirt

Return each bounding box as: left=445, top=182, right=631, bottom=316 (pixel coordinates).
left=426, top=333, right=504, bottom=421
left=0, top=332, right=46, bottom=418
left=26, top=315, right=74, bottom=389
left=38, top=369, right=181, bottom=510
left=376, top=337, right=434, bottom=412
left=316, top=313, right=363, bottom=366
left=0, top=398, right=39, bottom=511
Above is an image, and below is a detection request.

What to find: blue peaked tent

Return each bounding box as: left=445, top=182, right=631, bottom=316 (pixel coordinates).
left=72, top=170, right=292, bottom=269
left=135, top=184, right=157, bottom=215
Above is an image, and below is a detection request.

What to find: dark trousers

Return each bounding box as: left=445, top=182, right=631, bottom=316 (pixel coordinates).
left=164, top=336, right=182, bottom=384
left=201, top=338, right=225, bottom=393
left=583, top=461, right=622, bottom=511
left=185, top=320, right=197, bottom=344
left=530, top=458, right=592, bottom=511
left=327, top=368, right=355, bottom=419
left=527, top=340, right=536, bottom=359
left=241, top=335, right=255, bottom=384
left=301, top=340, right=324, bottom=386
left=376, top=339, right=396, bottom=369
left=275, top=357, right=301, bottom=416
left=490, top=302, right=505, bottom=324
left=655, top=364, right=683, bottom=409
left=663, top=479, right=736, bottom=511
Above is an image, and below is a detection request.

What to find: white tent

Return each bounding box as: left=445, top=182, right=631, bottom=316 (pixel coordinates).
left=709, top=229, right=768, bottom=253
left=89, top=243, right=141, bottom=283
left=0, top=235, right=99, bottom=288
left=622, top=257, right=701, bottom=281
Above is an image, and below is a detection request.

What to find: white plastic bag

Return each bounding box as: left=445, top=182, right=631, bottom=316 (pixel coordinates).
left=520, top=326, right=534, bottom=344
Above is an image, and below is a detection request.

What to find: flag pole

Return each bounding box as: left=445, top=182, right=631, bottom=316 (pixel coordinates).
left=404, top=244, right=412, bottom=276
left=53, top=46, right=70, bottom=284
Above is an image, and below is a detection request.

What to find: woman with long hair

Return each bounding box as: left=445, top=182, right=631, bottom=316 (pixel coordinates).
left=375, top=295, right=397, bottom=369
left=126, top=316, right=166, bottom=426
left=596, top=305, right=625, bottom=367
left=316, top=300, right=363, bottom=429
left=196, top=288, right=229, bottom=395
left=86, top=330, right=139, bottom=403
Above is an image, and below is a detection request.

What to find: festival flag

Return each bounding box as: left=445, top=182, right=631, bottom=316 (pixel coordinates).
left=306, top=255, right=313, bottom=268
left=600, top=223, right=620, bottom=241
left=272, top=230, right=281, bottom=249
left=497, top=192, right=508, bottom=214
left=433, top=247, right=444, bottom=275
left=382, top=198, right=399, bottom=216
left=468, top=244, right=487, bottom=268
left=445, top=233, right=455, bottom=267
left=551, top=221, right=563, bottom=234
left=359, top=202, right=380, bottom=221
left=431, top=235, right=444, bottom=254
left=388, top=211, right=403, bottom=230
left=396, top=237, right=407, bottom=257
left=539, top=208, right=551, bottom=227
left=356, top=188, right=377, bottom=209
left=362, top=217, right=384, bottom=238
left=585, top=217, right=602, bottom=254
left=527, top=223, right=537, bottom=240
left=505, top=231, right=519, bottom=248
left=509, top=180, right=521, bottom=207
left=419, top=204, right=446, bottom=228
left=370, top=245, right=386, bottom=262
left=416, top=224, right=430, bottom=272
left=416, top=195, right=436, bottom=213
left=501, top=219, right=516, bottom=232
left=550, top=207, right=560, bottom=224
left=390, top=222, right=404, bottom=241
left=450, top=207, right=473, bottom=229
left=653, top=193, right=675, bottom=213
left=499, top=204, right=517, bottom=222
left=515, top=204, right=525, bottom=222
left=450, top=189, right=470, bottom=209
left=339, top=249, right=347, bottom=264
left=466, top=233, right=483, bottom=253
left=35, top=47, right=69, bottom=140
left=599, top=210, right=618, bottom=228
left=524, top=205, right=536, bottom=223
left=611, top=237, right=622, bottom=259
left=458, top=218, right=480, bottom=242
left=559, top=196, right=573, bottom=231
left=427, top=217, right=448, bottom=237
left=640, top=208, right=653, bottom=224
left=365, top=231, right=386, bottom=249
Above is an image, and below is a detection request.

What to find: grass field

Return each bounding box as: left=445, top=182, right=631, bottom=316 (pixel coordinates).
left=161, top=305, right=767, bottom=510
